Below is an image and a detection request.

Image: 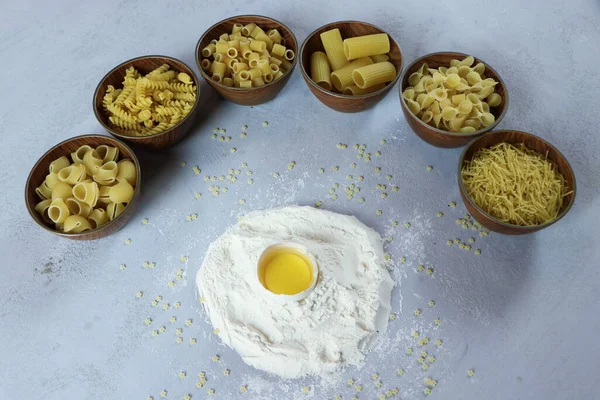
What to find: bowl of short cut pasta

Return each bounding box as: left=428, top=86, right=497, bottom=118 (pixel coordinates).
left=93, top=55, right=200, bottom=149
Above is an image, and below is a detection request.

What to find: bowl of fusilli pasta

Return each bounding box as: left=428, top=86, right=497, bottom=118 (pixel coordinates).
left=93, top=55, right=200, bottom=149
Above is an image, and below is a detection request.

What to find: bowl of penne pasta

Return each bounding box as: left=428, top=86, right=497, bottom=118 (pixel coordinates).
left=399, top=52, right=509, bottom=148
left=93, top=55, right=200, bottom=149
left=196, top=15, right=298, bottom=105
left=25, top=135, right=142, bottom=240
left=299, top=21, right=403, bottom=113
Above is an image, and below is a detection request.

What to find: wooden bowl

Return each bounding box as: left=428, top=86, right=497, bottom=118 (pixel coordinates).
left=399, top=52, right=509, bottom=148
left=93, top=55, right=200, bottom=149
left=299, top=21, right=403, bottom=113
left=25, top=135, right=142, bottom=240
left=195, top=15, right=298, bottom=106
left=458, top=130, right=576, bottom=235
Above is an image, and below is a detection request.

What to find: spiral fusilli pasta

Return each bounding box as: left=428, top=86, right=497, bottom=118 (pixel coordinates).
left=102, top=64, right=196, bottom=136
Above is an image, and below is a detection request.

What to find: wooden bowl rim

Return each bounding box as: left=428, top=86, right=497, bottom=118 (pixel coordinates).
left=195, top=14, right=298, bottom=91
left=92, top=55, right=201, bottom=142
left=457, top=129, right=577, bottom=231
left=24, top=134, right=142, bottom=238
left=399, top=51, right=510, bottom=138
left=299, top=20, right=403, bottom=99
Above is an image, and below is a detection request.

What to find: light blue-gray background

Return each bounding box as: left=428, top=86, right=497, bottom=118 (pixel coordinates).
left=1, top=1, right=599, bottom=399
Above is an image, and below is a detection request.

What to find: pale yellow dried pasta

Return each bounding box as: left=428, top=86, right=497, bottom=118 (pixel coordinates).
left=48, top=198, right=71, bottom=223
left=88, top=209, right=109, bottom=229
left=50, top=182, right=72, bottom=200
left=201, top=22, right=293, bottom=88
left=461, top=142, right=570, bottom=226
left=310, top=51, right=332, bottom=91
left=93, top=161, right=118, bottom=185
left=103, top=64, right=196, bottom=137
left=65, top=197, right=92, bottom=218
left=320, top=28, right=348, bottom=71
left=402, top=56, right=502, bottom=133
left=343, top=33, right=390, bottom=60
left=352, top=61, right=396, bottom=89
left=34, top=199, right=53, bottom=223
left=57, top=163, right=86, bottom=185
left=35, top=145, right=138, bottom=233
left=311, top=31, right=394, bottom=95
left=63, top=215, right=93, bottom=233
left=331, top=57, right=373, bottom=91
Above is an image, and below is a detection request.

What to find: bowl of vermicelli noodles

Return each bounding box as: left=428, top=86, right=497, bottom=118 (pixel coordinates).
left=458, top=130, right=576, bottom=234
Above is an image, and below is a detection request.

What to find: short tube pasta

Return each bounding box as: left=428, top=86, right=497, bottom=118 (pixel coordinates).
left=201, top=59, right=211, bottom=71
left=201, top=21, right=292, bottom=87
left=268, top=29, right=282, bottom=44
left=241, top=23, right=256, bottom=37
left=231, top=23, right=243, bottom=34
left=352, top=61, right=396, bottom=89
left=215, top=41, right=229, bottom=54
left=250, top=40, right=266, bottom=52
left=320, top=28, right=348, bottom=71
left=310, top=51, right=332, bottom=91
left=272, top=44, right=286, bottom=58
left=252, top=76, right=265, bottom=87
left=331, top=57, right=373, bottom=92
left=258, top=59, right=271, bottom=75
left=343, top=83, right=386, bottom=95
left=343, top=33, right=390, bottom=60
left=240, top=40, right=252, bottom=59
left=370, top=54, right=390, bottom=63
left=284, top=49, right=295, bottom=61
left=202, top=44, right=216, bottom=58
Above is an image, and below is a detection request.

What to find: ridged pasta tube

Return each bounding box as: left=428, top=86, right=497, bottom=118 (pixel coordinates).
left=343, top=33, right=390, bottom=60
left=320, top=28, right=348, bottom=71
left=331, top=57, right=373, bottom=91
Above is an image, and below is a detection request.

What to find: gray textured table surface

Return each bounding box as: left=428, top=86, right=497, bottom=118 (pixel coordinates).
left=2, top=1, right=599, bottom=399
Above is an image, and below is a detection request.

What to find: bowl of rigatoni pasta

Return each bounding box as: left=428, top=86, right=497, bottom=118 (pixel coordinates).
left=299, top=21, right=403, bottom=113
left=93, top=55, right=200, bottom=149
left=25, top=135, right=141, bottom=240
left=195, top=15, right=298, bottom=106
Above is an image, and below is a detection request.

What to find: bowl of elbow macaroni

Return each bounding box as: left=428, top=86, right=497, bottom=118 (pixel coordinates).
left=195, top=15, right=298, bottom=106
left=299, top=21, right=403, bottom=113
left=399, top=52, right=509, bottom=148
left=93, top=55, right=200, bottom=149
left=25, top=135, right=141, bottom=240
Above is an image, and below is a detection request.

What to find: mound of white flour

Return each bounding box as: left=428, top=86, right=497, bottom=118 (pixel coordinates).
left=196, top=206, right=394, bottom=378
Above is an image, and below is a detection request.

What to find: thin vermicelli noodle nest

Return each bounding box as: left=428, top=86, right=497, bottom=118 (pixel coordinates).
left=461, top=142, right=571, bottom=226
